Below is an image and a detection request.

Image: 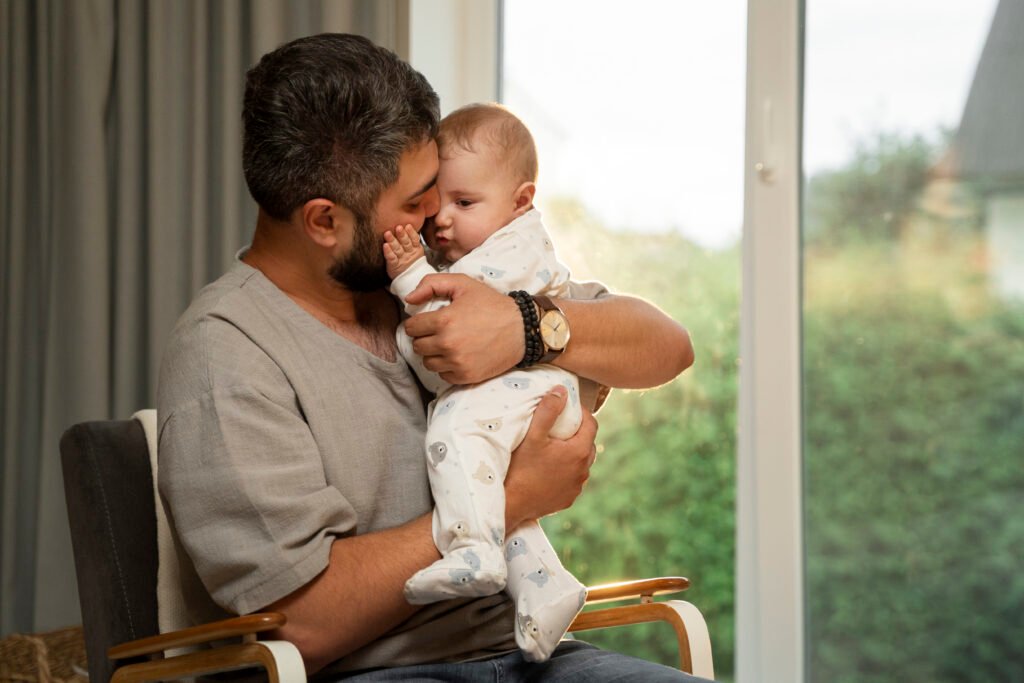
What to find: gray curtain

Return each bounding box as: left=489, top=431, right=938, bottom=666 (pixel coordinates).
left=0, top=0, right=408, bottom=635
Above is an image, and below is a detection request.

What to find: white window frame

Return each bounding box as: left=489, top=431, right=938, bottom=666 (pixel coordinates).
left=408, top=0, right=500, bottom=113
left=412, top=2, right=807, bottom=679
left=738, top=0, right=804, bottom=681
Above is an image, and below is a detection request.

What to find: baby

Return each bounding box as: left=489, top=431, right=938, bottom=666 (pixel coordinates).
left=383, top=103, right=587, bottom=662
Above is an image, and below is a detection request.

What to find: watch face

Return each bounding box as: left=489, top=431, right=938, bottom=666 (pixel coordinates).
left=540, top=310, right=570, bottom=350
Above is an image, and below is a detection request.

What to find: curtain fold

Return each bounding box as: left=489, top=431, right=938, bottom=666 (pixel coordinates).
left=1, top=0, right=407, bottom=634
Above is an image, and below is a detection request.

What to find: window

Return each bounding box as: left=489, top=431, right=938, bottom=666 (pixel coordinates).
left=802, top=1, right=1024, bottom=680
left=503, top=2, right=745, bottom=675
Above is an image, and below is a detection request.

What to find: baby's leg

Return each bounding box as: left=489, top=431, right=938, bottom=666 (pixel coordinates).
left=543, top=371, right=583, bottom=440
left=404, top=398, right=513, bottom=603
left=505, top=370, right=584, bottom=660
left=505, top=522, right=588, bottom=663
left=405, top=369, right=582, bottom=608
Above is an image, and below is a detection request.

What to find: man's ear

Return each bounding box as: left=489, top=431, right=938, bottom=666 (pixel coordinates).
left=301, top=199, right=355, bottom=248
left=512, top=182, right=536, bottom=216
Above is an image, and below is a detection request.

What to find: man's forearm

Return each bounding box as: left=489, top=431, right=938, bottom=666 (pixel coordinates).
left=266, top=513, right=439, bottom=673
left=400, top=276, right=693, bottom=387
left=554, top=294, right=694, bottom=389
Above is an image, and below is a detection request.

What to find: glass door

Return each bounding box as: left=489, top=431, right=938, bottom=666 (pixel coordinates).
left=802, top=1, right=1024, bottom=680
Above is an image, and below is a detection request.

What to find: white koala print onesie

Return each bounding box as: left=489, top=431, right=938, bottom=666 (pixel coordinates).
left=389, top=209, right=587, bottom=663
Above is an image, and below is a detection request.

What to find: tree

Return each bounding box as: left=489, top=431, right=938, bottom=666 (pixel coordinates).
left=804, top=132, right=939, bottom=245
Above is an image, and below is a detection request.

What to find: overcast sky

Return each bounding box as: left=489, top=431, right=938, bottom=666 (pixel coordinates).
left=503, top=0, right=998, bottom=249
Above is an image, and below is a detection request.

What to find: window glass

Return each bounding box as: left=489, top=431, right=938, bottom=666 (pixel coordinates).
left=503, top=2, right=745, bottom=675
left=802, top=2, right=1023, bottom=680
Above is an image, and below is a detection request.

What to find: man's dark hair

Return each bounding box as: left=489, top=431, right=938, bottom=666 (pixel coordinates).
left=242, top=33, right=440, bottom=221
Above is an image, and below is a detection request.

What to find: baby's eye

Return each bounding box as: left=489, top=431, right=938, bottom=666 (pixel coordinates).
left=456, top=199, right=473, bottom=208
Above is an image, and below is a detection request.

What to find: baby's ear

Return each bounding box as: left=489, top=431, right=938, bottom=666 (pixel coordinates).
left=512, top=182, right=536, bottom=216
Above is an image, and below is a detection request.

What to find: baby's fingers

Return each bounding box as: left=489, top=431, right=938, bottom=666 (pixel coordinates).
left=395, top=224, right=417, bottom=250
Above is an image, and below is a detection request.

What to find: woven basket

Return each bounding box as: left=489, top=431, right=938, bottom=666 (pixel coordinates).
left=0, top=626, right=87, bottom=683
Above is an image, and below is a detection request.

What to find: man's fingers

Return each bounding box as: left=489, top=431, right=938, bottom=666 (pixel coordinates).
left=404, top=273, right=464, bottom=305
left=576, top=409, right=598, bottom=444
left=525, top=387, right=569, bottom=442
left=404, top=309, right=445, bottom=339
left=410, top=335, right=438, bottom=357
left=421, top=354, right=454, bottom=374
left=572, top=410, right=599, bottom=482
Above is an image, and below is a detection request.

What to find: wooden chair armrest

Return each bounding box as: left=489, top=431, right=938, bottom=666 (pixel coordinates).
left=584, top=576, right=690, bottom=605
left=108, top=612, right=286, bottom=660
left=110, top=640, right=306, bottom=683
left=572, top=577, right=713, bottom=678
left=569, top=600, right=714, bottom=679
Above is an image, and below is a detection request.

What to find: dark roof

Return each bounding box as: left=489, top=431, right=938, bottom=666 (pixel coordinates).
left=950, top=0, right=1024, bottom=179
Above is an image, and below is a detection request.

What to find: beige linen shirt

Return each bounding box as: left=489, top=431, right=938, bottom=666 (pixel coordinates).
left=157, top=257, right=607, bottom=673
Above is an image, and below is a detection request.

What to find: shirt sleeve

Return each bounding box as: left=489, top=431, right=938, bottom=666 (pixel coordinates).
left=389, top=255, right=441, bottom=316
left=566, top=279, right=610, bottom=301
left=159, top=380, right=358, bottom=615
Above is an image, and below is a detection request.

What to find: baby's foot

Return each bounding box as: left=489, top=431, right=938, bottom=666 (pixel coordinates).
left=403, top=543, right=506, bottom=604
left=384, top=224, right=425, bottom=278
left=515, top=584, right=588, bottom=663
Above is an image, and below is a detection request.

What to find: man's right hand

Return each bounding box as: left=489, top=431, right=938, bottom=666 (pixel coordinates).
left=504, top=387, right=598, bottom=533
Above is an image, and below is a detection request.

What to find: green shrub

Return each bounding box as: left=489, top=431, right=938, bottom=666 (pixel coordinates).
left=543, top=202, right=739, bottom=674
left=803, top=265, right=1024, bottom=682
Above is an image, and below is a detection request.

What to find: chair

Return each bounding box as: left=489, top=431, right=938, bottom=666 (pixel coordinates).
left=61, top=416, right=714, bottom=682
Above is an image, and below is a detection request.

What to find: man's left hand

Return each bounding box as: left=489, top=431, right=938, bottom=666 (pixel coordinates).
left=403, top=273, right=524, bottom=384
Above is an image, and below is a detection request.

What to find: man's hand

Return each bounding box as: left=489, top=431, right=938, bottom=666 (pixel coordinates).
left=403, top=273, right=524, bottom=384
left=504, top=387, right=599, bottom=533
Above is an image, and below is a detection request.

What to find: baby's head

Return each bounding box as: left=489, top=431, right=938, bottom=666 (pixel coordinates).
left=424, top=103, right=538, bottom=262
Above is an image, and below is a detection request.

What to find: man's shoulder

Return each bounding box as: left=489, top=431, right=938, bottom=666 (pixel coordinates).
left=158, top=264, right=286, bottom=410
left=177, top=263, right=264, bottom=327
left=164, top=267, right=263, bottom=360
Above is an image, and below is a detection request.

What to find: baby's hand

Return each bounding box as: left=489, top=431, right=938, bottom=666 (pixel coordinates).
left=384, top=224, right=425, bottom=278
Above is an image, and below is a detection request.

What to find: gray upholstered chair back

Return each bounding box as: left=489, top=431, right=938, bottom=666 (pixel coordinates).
left=61, top=419, right=160, bottom=682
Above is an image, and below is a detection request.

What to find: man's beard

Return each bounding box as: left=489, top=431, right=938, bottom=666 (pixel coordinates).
left=327, top=213, right=390, bottom=292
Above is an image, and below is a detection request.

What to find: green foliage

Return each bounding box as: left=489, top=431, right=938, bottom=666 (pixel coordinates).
left=542, top=200, right=739, bottom=676
left=533, top=129, right=1022, bottom=682
left=800, top=129, right=1024, bottom=681
left=804, top=131, right=940, bottom=245
left=803, top=258, right=1024, bottom=683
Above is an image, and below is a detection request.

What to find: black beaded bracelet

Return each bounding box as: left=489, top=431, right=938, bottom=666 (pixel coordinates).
left=508, top=290, right=543, bottom=368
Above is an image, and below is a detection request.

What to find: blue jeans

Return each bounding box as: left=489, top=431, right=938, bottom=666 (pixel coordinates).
left=332, top=640, right=712, bottom=682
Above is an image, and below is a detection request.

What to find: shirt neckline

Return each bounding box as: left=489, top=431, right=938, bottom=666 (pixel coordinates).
left=231, top=251, right=409, bottom=375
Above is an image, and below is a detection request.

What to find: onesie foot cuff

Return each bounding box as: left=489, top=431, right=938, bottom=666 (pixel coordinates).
left=403, top=545, right=507, bottom=604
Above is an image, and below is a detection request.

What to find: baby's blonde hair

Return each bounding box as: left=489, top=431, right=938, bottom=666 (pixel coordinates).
left=437, top=103, right=538, bottom=185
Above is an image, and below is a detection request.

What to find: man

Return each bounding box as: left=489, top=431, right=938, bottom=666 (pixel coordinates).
left=158, top=33, right=700, bottom=681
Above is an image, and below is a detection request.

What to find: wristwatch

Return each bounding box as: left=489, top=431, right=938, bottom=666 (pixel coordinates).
left=533, top=295, right=571, bottom=363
